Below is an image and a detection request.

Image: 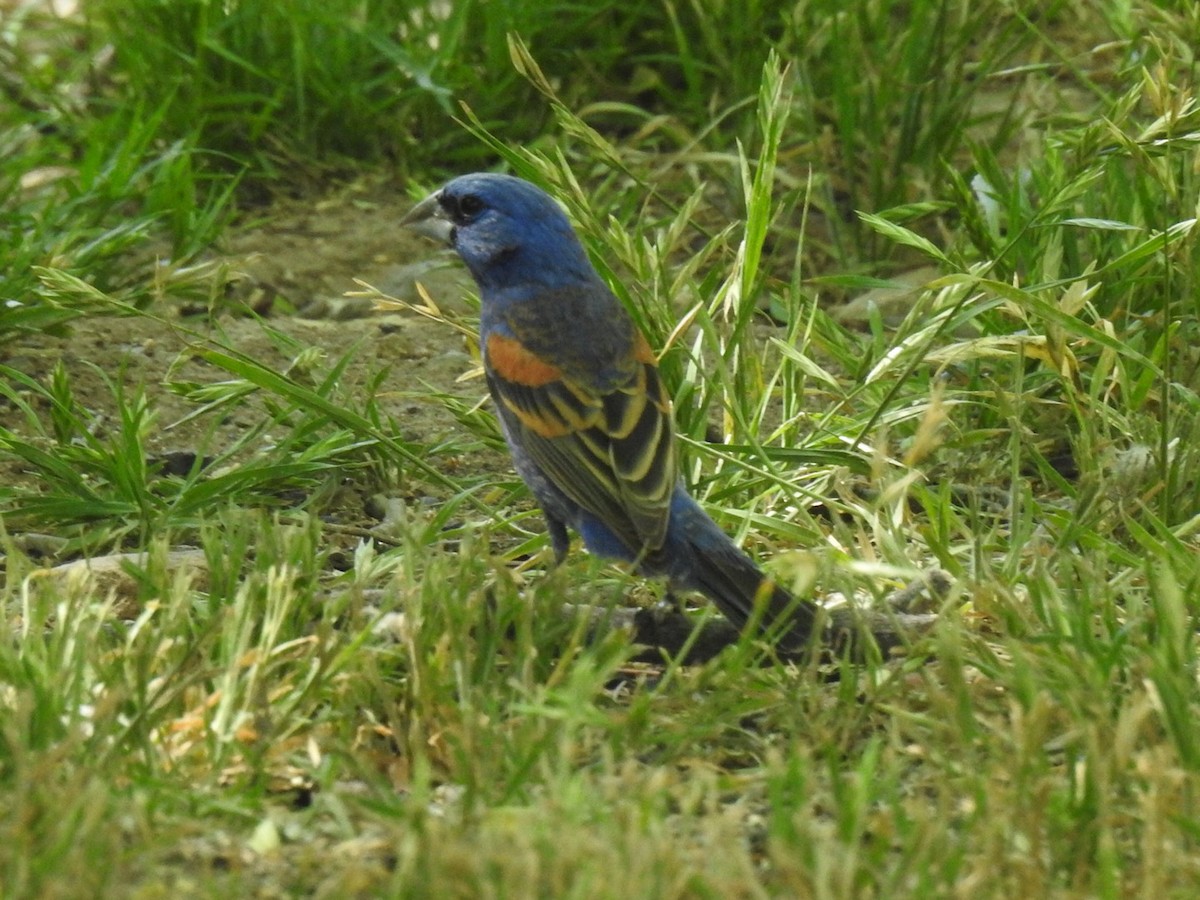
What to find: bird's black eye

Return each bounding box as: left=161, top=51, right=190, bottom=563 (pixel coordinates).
left=458, top=194, right=484, bottom=218
left=441, top=192, right=485, bottom=225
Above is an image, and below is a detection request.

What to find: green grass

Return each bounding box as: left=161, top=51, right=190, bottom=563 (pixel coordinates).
left=3, top=0, right=1200, bottom=896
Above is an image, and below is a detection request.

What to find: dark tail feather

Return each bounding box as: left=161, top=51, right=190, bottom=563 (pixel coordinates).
left=679, top=537, right=817, bottom=651
left=650, top=489, right=816, bottom=650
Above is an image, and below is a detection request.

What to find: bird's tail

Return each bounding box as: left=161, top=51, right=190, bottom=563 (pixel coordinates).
left=681, top=536, right=816, bottom=650
left=660, top=493, right=816, bottom=650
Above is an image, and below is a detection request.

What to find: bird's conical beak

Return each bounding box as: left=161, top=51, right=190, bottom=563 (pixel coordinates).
left=400, top=189, right=455, bottom=245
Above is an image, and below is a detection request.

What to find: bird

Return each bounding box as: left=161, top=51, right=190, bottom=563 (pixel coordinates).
left=402, top=172, right=815, bottom=650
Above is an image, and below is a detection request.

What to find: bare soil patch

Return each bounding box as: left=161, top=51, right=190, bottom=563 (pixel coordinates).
left=2, top=175, right=506, bottom=547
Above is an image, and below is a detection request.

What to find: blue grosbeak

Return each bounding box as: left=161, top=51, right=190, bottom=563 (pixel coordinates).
left=402, top=173, right=813, bottom=649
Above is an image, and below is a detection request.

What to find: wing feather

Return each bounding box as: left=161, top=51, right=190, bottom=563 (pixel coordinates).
left=485, top=332, right=676, bottom=556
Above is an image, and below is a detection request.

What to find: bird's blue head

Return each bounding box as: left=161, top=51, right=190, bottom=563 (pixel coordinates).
left=401, top=173, right=598, bottom=293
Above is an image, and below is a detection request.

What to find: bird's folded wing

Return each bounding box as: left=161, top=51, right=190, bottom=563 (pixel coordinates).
left=485, top=331, right=676, bottom=555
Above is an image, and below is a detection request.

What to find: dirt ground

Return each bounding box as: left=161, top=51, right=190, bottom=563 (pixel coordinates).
left=1, top=174, right=514, bottom=550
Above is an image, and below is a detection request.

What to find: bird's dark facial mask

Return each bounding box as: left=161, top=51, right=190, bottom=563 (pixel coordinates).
left=401, top=188, right=491, bottom=248
left=441, top=192, right=485, bottom=224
